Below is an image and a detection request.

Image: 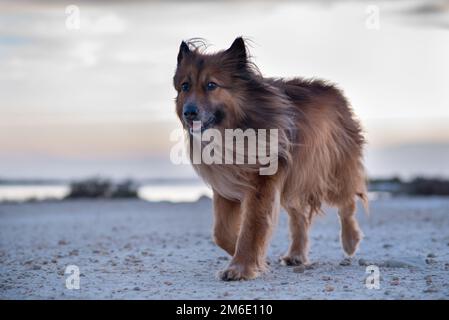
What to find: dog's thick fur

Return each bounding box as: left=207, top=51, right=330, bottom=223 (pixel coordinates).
left=173, top=37, right=367, bottom=281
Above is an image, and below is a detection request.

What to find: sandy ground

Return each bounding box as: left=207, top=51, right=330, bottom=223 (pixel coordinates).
left=0, top=196, right=448, bottom=299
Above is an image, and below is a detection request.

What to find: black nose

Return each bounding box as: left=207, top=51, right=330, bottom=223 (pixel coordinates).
left=183, top=104, right=199, bottom=121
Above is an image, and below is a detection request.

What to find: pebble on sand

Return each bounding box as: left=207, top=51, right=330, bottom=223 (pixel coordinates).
left=69, top=249, right=79, bottom=256
left=324, top=285, right=334, bottom=292
left=339, top=258, right=351, bottom=266
left=383, top=260, right=415, bottom=268
left=358, top=258, right=369, bottom=266
left=359, top=258, right=422, bottom=269
left=423, top=287, right=438, bottom=293
left=390, top=277, right=400, bottom=286
left=293, top=265, right=305, bottom=273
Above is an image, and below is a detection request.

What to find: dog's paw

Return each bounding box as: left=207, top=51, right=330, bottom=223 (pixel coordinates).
left=280, top=253, right=309, bottom=266
left=341, top=226, right=363, bottom=257
left=218, top=264, right=258, bottom=281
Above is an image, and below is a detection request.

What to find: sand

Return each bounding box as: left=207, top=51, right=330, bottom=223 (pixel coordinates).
left=0, top=196, right=448, bottom=299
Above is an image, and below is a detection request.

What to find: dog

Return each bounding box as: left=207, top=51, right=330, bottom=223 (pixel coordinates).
left=173, top=37, right=367, bottom=281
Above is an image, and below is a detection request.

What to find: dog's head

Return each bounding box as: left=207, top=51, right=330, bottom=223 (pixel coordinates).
left=173, top=37, right=252, bottom=133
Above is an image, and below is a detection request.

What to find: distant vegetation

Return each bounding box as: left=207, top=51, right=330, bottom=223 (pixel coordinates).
left=64, top=176, right=449, bottom=199
left=65, top=178, right=138, bottom=199
left=404, top=178, right=449, bottom=196
left=369, top=177, right=449, bottom=196
left=1, top=176, right=449, bottom=201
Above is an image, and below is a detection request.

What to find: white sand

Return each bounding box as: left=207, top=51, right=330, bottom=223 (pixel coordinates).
left=0, top=197, right=448, bottom=299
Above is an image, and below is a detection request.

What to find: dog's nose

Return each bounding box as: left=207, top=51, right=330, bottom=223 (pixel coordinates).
left=183, top=104, right=199, bottom=121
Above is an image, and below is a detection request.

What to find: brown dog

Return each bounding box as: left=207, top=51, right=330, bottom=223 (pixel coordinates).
left=173, top=37, right=367, bottom=281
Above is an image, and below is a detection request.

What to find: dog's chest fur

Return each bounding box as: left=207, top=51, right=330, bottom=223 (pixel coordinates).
left=193, top=163, right=247, bottom=202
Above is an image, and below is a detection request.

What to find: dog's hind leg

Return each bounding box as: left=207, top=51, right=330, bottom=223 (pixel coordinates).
left=338, top=199, right=363, bottom=256
left=280, top=203, right=311, bottom=266
left=212, top=191, right=241, bottom=256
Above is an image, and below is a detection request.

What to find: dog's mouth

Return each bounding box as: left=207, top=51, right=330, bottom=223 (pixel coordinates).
left=186, top=110, right=224, bottom=135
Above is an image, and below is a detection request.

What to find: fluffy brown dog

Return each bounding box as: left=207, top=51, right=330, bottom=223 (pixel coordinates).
left=173, top=37, right=367, bottom=281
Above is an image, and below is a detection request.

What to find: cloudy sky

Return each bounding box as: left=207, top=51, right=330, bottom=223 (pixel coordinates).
left=0, top=0, right=448, bottom=179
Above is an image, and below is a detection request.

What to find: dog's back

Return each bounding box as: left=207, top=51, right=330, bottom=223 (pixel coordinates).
left=272, top=78, right=367, bottom=215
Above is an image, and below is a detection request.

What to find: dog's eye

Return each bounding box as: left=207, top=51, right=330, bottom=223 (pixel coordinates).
left=181, top=82, right=189, bottom=92
left=206, top=82, right=218, bottom=91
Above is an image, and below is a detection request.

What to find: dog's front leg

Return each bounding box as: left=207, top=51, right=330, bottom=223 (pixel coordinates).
left=213, top=191, right=241, bottom=256
left=219, top=177, right=280, bottom=281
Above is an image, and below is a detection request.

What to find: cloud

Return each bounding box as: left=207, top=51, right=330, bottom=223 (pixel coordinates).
left=70, top=41, right=102, bottom=66
left=81, top=13, right=126, bottom=35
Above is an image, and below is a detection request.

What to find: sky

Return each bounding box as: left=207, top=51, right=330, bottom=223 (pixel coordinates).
left=0, top=0, right=448, bottom=180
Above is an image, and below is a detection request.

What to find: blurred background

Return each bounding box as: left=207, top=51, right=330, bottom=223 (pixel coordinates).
left=0, top=0, right=448, bottom=202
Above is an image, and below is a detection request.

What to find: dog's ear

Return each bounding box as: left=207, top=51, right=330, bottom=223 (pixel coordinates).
left=177, top=41, right=190, bottom=65
left=225, top=37, right=247, bottom=66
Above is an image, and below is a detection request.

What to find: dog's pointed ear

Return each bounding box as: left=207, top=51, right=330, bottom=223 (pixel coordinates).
left=225, top=37, right=247, bottom=64
left=177, top=41, right=190, bottom=65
